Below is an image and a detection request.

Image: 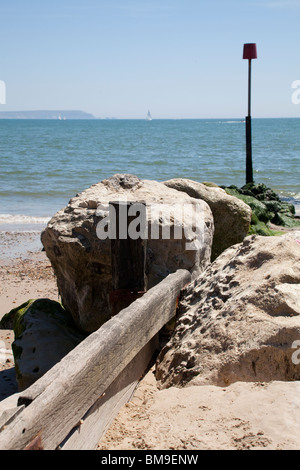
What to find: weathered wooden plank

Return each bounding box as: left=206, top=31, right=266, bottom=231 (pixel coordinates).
left=59, top=335, right=158, bottom=450
left=110, top=201, right=147, bottom=315
left=0, top=392, right=22, bottom=430
left=110, top=201, right=147, bottom=291
left=0, top=405, right=25, bottom=431
left=0, top=269, right=191, bottom=450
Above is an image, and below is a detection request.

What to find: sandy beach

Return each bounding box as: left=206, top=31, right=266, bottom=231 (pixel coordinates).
left=1, top=0, right=300, bottom=450
left=0, top=230, right=58, bottom=400
left=1, top=229, right=300, bottom=450
left=98, top=366, right=300, bottom=450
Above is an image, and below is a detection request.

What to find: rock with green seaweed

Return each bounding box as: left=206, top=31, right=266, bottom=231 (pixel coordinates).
left=0, top=299, right=34, bottom=330
left=222, top=182, right=300, bottom=235
left=5, top=298, right=87, bottom=391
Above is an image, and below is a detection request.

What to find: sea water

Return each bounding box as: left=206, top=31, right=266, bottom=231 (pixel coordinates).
left=0, top=118, right=299, bottom=232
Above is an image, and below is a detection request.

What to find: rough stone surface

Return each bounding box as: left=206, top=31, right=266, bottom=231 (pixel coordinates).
left=41, top=174, right=214, bottom=333
left=10, top=299, right=86, bottom=391
left=156, top=231, right=300, bottom=388
left=223, top=183, right=300, bottom=235
left=164, top=178, right=252, bottom=260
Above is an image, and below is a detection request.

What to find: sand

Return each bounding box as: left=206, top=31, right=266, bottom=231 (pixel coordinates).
left=1, top=230, right=300, bottom=450
left=0, top=231, right=58, bottom=400
left=98, top=366, right=300, bottom=450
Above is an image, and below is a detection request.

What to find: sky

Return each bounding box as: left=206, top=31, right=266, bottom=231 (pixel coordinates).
left=0, top=0, right=300, bottom=119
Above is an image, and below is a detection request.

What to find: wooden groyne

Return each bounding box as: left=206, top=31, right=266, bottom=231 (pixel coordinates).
left=0, top=269, right=191, bottom=450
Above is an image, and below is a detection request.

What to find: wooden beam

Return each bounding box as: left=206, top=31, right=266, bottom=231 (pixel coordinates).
left=59, top=336, right=158, bottom=450
left=110, top=201, right=147, bottom=315
left=0, top=269, right=191, bottom=450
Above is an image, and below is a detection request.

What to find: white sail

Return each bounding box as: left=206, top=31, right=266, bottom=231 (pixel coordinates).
left=146, top=110, right=152, bottom=121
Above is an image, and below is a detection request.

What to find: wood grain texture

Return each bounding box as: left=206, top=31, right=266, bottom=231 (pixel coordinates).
left=59, top=335, right=158, bottom=450
left=0, top=269, right=191, bottom=450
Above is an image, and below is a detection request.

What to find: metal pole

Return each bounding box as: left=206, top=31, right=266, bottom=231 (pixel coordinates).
left=245, top=58, right=253, bottom=184
left=248, top=58, right=251, bottom=116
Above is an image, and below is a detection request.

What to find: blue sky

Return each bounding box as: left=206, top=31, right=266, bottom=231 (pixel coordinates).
left=0, top=0, right=299, bottom=118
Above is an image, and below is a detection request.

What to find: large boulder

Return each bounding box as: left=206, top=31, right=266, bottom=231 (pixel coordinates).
left=223, top=183, right=300, bottom=234
left=41, top=174, right=214, bottom=333
left=7, top=299, right=86, bottom=391
left=156, top=231, right=300, bottom=388
left=163, top=178, right=252, bottom=260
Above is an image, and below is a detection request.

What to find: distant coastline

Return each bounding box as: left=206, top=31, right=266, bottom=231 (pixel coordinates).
left=0, top=109, right=300, bottom=122
left=0, top=113, right=299, bottom=121
left=0, top=110, right=95, bottom=119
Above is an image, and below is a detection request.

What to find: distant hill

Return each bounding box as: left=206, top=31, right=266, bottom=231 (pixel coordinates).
left=0, top=110, right=96, bottom=119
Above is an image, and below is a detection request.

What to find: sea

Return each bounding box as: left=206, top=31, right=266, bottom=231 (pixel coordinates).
left=0, top=118, right=299, bottom=234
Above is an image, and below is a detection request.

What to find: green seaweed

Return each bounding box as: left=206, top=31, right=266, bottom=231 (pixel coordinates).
left=0, top=299, right=34, bottom=331
left=6, top=298, right=87, bottom=389
left=222, top=183, right=300, bottom=237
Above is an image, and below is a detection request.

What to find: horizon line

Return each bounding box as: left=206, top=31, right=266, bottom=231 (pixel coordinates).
left=0, top=113, right=299, bottom=121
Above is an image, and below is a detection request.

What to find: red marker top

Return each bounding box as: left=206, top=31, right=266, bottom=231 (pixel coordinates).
left=243, top=43, right=257, bottom=60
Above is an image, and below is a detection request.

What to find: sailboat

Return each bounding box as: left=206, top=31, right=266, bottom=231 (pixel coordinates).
left=146, top=110, right=152, bottom=121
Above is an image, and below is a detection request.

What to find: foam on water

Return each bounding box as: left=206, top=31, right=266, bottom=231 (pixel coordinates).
left=0, top=214, right=51, bottom=225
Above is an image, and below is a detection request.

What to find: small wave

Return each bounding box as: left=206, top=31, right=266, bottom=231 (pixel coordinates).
left=278, top=191, right=300, bottom=201
left=0, top=214, right=51, bottom=225
left=0, top=230, right=43, bottom=234
left=225, top=120, right=244, bottom=124
left=216, top=120, right=244, bottom=124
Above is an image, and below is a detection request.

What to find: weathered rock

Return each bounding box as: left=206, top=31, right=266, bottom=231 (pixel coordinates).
left=156, top=231, right=300, bottom=388
left=41, top=174, right=214, bottom=333
left=223, top=183, right=300, bottom=233
left=0, top=300, right=32, bottom=330
left=163, top=178, right=252, bottom=260
left=10, top=299, right=86, bottom=391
